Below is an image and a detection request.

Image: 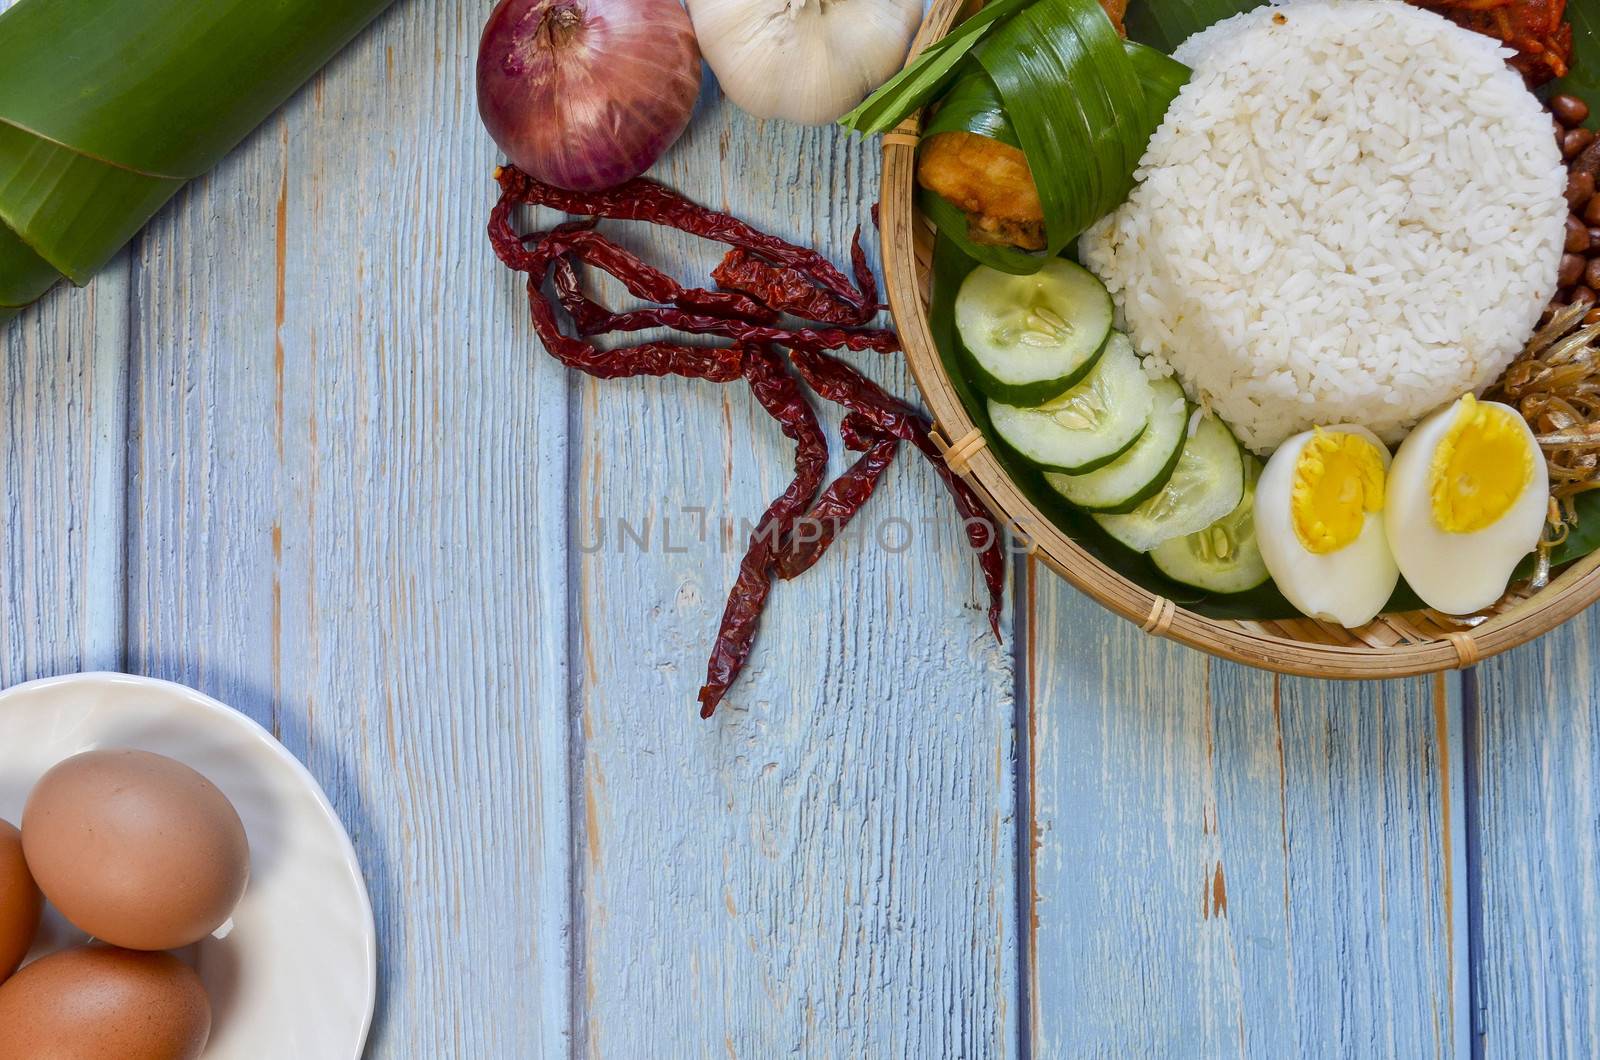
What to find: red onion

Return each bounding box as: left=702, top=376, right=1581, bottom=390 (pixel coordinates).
left=477, top=0, right=702, bottom=193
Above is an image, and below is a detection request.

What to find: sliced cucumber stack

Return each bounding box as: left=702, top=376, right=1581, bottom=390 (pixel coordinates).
left=1094, top=413, right=1245, bottom=553
left=1043, top=378, right=1188, bottom=514
left=1150, top=458, right=1270, bottom=593
left=956, top=259, right=1113, bottom=406
left=951, top=256, right=1270, bottom=598
left=987, top=333, right=1153, bottom=475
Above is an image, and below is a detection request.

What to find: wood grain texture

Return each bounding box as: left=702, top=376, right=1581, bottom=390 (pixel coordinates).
left=569, top=101, right=1020, bottom=1057
left=1470, top=618, right=1600, bottom=1056
left=0, top=0, right=128, bottom=689
left=0, top=259, right=127, bottom=685
left=121, top=7, right=571, bottom=1056
left=1026, top=565, right=1467, bottom=1058
left=14, top=0, right=1599, bottom=1052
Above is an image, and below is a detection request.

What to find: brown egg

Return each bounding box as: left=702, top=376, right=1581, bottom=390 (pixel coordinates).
left=0, top=944, right=210, bottom=1059
left=0, top=818, right=42, bottom=981
left=23, top=749, right=250, bottom=951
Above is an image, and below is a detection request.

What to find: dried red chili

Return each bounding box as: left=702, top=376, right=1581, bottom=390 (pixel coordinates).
left=713, top=234, right=878, bottom=327
left=525, top=264, right=744, bottom=381
left=536, top=225, right=898, bottom=353
left=699, top=344, right=830, bottom=717
left=788, top=346, right=1007, bottom=636
left=489, top=164, right=1008, bottom=716
left=566, top=299, right=899, bottom=354
left=774, top=414, right=900, bottom=581
left=495, top=166, right=876, bottom=322
left=742, top=345, right=831, bottom=543
left=713, top=248, right=855, bottom=324
left=489, top=195, right=745, bottom=382
left=545, top=225, right=778, bottom=322
left=853, top=226, right=878, bottom=308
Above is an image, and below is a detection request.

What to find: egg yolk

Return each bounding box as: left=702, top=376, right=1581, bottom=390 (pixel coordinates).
left=1291, top=429, right=1387, bottom=553
left=1428, top=395, right=1531, bottom=534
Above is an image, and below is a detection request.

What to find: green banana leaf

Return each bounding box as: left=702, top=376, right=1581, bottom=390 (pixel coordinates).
left=0, top=0, right=397, bottom=316
left=1122, top=0, right=1261, bottom=51
left=1555, top=1, right=1600, bottom=129
left=0, top=124, right=184, bottom=286
left=0, top=214, right=60, bottom=308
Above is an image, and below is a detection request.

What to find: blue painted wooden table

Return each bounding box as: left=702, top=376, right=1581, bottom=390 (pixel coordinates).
left=2, top=5, right=1594, bottom=1057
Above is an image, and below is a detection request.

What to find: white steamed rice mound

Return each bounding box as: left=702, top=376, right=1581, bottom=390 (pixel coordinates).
left=1078, top=0, right=1568, bottom=453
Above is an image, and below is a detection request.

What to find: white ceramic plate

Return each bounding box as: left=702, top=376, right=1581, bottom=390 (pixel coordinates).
left=0, top=672, right=375, bottom=1059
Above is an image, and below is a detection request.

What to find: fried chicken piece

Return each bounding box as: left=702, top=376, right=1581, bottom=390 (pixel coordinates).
left=917, top=132, right=1046, bottom=249
left=915, top=0, right=1126, bottom=250
left=1409, top=0, right=1571, bottom=85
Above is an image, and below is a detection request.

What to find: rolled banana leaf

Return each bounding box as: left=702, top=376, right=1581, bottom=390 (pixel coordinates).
left=851, top=0, right=1189, bottom=273
left=0, top=0, right=398, bottom=317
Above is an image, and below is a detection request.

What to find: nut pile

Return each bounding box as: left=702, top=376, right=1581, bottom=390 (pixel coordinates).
left=1553, top=93, right=1600, bottom=323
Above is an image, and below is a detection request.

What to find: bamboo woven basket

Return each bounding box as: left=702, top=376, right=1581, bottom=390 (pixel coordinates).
left=880, top=0, right=1600, bottom=676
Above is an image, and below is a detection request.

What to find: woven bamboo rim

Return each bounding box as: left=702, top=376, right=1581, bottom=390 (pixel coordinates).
left=880, top=0, right=1600, bottom=676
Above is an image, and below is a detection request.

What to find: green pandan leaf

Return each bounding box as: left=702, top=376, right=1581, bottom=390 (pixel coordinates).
left=838, top=0, right=1036, bottom=135
left=923, top=70, right=1017, bottom=146
left=1124, top=40, right=1190, bottom=132
left=976, top=0, right=1180, bottom=260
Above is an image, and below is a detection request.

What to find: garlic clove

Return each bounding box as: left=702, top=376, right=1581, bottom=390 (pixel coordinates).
left=688, top=0, right=923, bottom=125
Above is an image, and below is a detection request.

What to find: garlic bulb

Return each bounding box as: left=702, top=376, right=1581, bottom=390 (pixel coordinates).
left=687, top=0, right=923, bottom=125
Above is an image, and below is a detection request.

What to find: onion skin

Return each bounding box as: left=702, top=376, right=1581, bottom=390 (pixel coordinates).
left=477, top=0, right=701, bottom=192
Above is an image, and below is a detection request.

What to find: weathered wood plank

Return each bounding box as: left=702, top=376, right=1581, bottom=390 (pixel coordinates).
left=2, top=0, right=127, bottom=687
left=0, top=259, right=128, bottom=684
left=122, top=7, right=571, bottom=1056
left=1469, top=620, right=1600, bottom=1055
left=1026, top=568, right=1464, bottom=1058
left=570, top=106, right=1020, bottom=1057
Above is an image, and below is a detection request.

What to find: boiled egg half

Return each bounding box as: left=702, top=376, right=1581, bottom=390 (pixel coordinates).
left=1257, top=424, right=1399, bottom=627
left=1385, top=394, right=1549, bottom=615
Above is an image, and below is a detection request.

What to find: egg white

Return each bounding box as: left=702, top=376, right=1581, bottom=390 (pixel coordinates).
left=1385, top=399, right=1549, bottom=616
left=1256, top=424, right=1399, bottom=628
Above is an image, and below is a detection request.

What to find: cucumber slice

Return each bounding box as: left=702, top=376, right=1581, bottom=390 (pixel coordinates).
left=1043, top=377, right=1189, bottom=513
left=957, top=259, right=1113, bottom=405
left=1094, top=413, right=1245, bottom=553
left=987, top=333, right=1153, bottom=474
left=1151, top=458, right=1270, bottom=593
